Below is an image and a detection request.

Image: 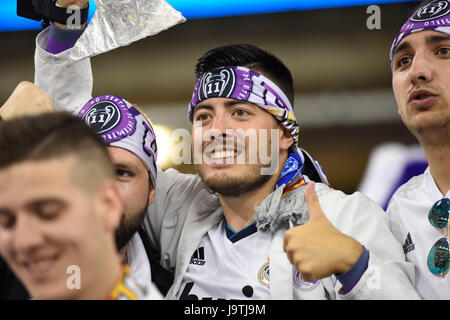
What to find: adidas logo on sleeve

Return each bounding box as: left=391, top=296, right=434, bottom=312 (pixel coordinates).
left=403, top=232, right=415, bottom=254
left=178, top=219, right=272, bottom=300
left=190, top=247, right=206, bottom=266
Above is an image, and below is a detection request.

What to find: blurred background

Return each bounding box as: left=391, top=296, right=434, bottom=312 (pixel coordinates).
left=0, top=0, right=428, bottom=208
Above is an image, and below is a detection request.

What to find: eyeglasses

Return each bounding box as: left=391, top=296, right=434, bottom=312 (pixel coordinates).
left=427, top=198, right=450, bottom=277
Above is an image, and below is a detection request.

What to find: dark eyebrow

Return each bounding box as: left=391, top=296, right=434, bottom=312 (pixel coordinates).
left=393, top=41, right=412, bottom=57
left=193, top=99, right=255, bottom=115
left=193, top=104, right=214, bottom=115
left=24, top=199, right=66, bottom=212
left=394, top=34, right=450, bottom=58
left=0, top=208, right=13, bottom=216
left=224, top=100, right=255, bottom=108
left=114, top=162, right=139, bottom=173
left=426, top=34, right=450, bottom=44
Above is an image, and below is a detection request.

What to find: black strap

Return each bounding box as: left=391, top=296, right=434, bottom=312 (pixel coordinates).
left=0, top=255, right=30, bottom=300
left=32, top=0, right=90, bottom=28
left=137, top=228, right=174, bottom=296
left=300, top=149, right=323, bottom=183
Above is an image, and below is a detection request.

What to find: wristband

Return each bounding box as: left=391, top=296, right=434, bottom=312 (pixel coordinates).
left=32, top=0, right=90, bottom=29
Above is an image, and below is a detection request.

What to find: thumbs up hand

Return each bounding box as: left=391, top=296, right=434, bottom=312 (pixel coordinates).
left=283, top=182, right=363, bottom=281
left=57, top=0, right=89, bottom=8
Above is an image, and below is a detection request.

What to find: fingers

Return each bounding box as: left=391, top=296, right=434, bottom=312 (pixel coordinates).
left=283, top=232, right=317, bottom=281
left=305, top=181, right=329, bottom=223
left=57, top=0, right=89, bottom=8
left=0, top=82, right=54, bottom=120
left=305, top=181, right=319, bottom=215
left=283, top=229, right=296, bottom=266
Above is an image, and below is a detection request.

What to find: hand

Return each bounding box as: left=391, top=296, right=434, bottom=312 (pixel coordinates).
left=0, top=82, right=54, bottom=120
left=283, top=181, right=363, bottom=281
left=56, top=0, right=89, bottom=8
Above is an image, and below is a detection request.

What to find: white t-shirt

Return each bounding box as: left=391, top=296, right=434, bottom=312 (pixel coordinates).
left=386, top=167, right=450, bottom=299
left=124, top=233, right=164, bottom=300
left=176, top=218, right=326, bottom=300
left=126, top=233, right=152, bottom=288
left=177, top=219, right=272, bottom=300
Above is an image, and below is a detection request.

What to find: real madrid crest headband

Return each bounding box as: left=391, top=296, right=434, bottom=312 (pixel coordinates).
left=78, top=95, right=158, bottom=186
left=188, top=66, right=300, bottom=148
left=390, top=0, right=450, bottom=67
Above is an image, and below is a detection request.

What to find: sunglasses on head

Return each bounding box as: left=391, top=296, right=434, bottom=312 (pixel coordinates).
left=427, top=198, right=450, bottom=277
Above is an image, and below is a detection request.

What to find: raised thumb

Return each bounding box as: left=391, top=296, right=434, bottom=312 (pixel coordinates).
left=305, top=181, right=325, bottom=222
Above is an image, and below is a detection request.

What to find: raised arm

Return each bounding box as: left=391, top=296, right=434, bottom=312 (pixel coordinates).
left=34, top=0, right=92, bottom=114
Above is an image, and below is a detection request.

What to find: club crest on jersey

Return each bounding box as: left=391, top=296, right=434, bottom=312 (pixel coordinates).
left=411, top=0, right=450, bottom=21
left=198, top=68, right=236, bottom=101
left=257, top=256, right=270, bottom=287
left=292, top=270, right=319, bottom=292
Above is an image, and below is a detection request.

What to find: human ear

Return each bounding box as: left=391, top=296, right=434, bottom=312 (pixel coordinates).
left=279, top=126, right=294, bottom=152
left=95, top=180, right=124, bottom=232
left=147, top=186, right=155, bottom=207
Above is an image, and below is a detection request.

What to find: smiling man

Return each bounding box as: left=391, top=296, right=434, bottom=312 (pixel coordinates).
left=31, top=4, right=421, bottom=299
left=386, top=0, right=450, bottom=299
left=0, top=0, right=174, bottom=299
left=0, top=100, right=171, bottom=299
left=0, top=90, right=172, bottom=299
left=145, top=45, right=420, bottom=300
left=0, top=113, right=161, bottom=299
left=191, top=97, right=284, bottom=199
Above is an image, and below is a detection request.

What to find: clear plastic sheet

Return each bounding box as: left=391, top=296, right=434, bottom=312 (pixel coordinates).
left=69, top=0, right=186, bottom=61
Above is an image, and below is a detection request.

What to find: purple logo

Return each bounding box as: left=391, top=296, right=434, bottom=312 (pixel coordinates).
left=79, top=96, right=137, bottom=144
left=83, top=102, right=121, bottom=134
left=411, top=0, right=450, bottom=21
left=198, top=68, right=236, bottom=101
left=292, top=270, right=320, bottom=292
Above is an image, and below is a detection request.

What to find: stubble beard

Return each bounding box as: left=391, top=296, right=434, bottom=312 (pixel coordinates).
left=405, top=109, right=450, bottom=146
left=114, top=206, right=147, bottom=251
left=195, top=127, right=281, bottom=197
left=196, top=162, right=274, bottom=197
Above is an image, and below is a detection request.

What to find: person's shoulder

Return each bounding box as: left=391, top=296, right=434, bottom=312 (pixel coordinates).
left=315, top=182, right=373, bottom=204
left=139, top=282, right=165, bottom=300
left=159, top=167, right=201, bottom=184
left=385, top=172, right=427, bottom=217
left=390, top=171, right=427, bottom=201
left=118, top=268, right=164, bottom=300
left=314, top=182, right=385, bottom=218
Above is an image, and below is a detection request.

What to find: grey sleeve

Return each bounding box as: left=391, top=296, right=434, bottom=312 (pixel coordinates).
left=142, top=167, right=218, bottom=270
left=317, top=186, right=420, bottom=299
left=34, top=28, right=93, bottom=114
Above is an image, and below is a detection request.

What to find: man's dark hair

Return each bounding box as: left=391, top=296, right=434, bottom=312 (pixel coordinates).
left=0, top=112, right=114, bottom=193
left=195, top=44, right=295, bottom=106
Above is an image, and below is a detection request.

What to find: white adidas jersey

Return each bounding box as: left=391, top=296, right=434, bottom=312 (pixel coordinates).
left=177, top=219, right=273, bottom=300
left=386, top=167, right=450, bottom=299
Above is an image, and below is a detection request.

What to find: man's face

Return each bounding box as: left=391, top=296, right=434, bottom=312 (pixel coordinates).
left=0, top=159, right=118, bottom=299
left=392, top=30, right=450, bottom=139
left=191, top=97, right=292, bottom=197
left=107, top=147, right=154, bottom=251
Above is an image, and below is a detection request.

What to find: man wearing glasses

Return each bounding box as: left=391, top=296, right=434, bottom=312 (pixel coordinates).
left=387, top=0, right=450, bottom=299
